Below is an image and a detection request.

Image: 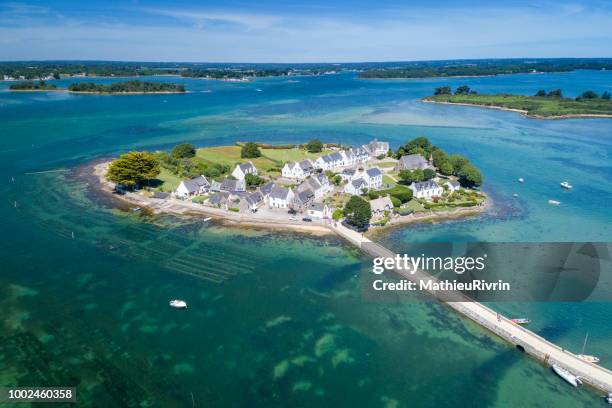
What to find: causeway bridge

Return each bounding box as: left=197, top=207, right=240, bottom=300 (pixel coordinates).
left=329, top=222, right=612, bottom=394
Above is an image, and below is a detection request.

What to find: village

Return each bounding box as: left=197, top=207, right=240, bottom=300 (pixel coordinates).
left=163, top=138, right=486, bottom=230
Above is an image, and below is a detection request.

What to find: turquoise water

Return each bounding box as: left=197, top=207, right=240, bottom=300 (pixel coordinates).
left=1, top=71, right=611, bottom=406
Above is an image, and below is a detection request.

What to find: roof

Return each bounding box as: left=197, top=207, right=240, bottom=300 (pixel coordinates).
left=293, top=189, right=314, bottom=204
left=244, top=191, right=264, bottom=205
left=210, top=180, right=222, bottom=192
left=370, top=196, right=394, bottom=212
left=329, top=152, right=343, bottom=161
left=237, top=162, right=256, bottom=172
left=319, top=154, right=334, bottom=163
left=298, top=160, right=313, bottom=171
left=309, top=202, right=325, bottom=212
left=447, top=180, right=460, bottom=187
left=270, top=185, right=292, bottom=200
left=220, top=178, right=246, bottom=192
left=208, top=192, right=229, bottom=205
left=259, top=181, right=275, bottom=196
left=181, top=175, right=210, bottom=193
left=342, top=168, right=356, bottom=176
left=351, top=178, right=368, bottom=189
left=412, top=180, right=440, bottom=192
left=366, top=167, right=383, bottom=177
left=398, top=154, right=429, bottom=169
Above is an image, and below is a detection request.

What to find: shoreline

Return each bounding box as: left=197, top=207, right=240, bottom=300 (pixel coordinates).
left=9, top=89, right=187, bottom=95
left=422, top=99, right=612, bottom=120
left=91, top=160, right=487, bottom=237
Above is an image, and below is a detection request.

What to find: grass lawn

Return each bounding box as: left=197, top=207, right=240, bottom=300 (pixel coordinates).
left=261, top=147, right=331, bottom=163
left=382, top=175, right=397, bottom=188
left=376, top=161, right=397, bottom=169
left=195, top=146, right=277, bottom=170
left=404, top=199, right=425, bottom=212
left=153, top=167, right=182, bottom=192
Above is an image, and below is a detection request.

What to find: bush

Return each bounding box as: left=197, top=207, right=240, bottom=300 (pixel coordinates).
left=245, top=173, right=265, bottom=187
left=172, top=143, right=196, bottom=159
left=332, top=209, right=344, bottom=221
left=390, top=196, right=401, bottom=208
left=241, top=142, right=261, bottom=158
left=306, top=139, right=323, bottom=153
left=343, top=196, right=371, bottom=228
left=397, top=207, right=413, bottom=216
left=228, top=207, right=240, bottom=212
left=423, top=168, right=436, bottom=181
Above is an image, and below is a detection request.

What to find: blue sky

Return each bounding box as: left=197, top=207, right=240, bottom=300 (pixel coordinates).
left=1, top=0, right=612, bottom=62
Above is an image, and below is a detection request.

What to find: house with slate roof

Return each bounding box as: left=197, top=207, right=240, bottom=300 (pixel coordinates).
left=268, top=186, right=294, bottom=208
left=394, top=154, right=433, bottom=172
left=231, top=161, right=258, bottom=180
left=175, top=175, right=210, bottom=198
left=281, top=159, right=314, bottom=180
left=410, top=180, right=443, bottom=199
left=363, top=139, right=390, bottom=158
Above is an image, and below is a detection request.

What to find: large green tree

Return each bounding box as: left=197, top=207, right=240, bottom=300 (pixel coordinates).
left=458, top=163, right=483, bottom=188
left=107, top=151, right=160, bottom=188
left=306, top=139, right=323, bottom=153
left=172, top=143, right=196, bottom=159
left=343, top=196, right=372, bottom=229
left=241, top=142, right=262, bottom=158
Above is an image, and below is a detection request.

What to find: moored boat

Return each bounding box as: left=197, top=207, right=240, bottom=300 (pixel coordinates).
left=560, top=181, right=573, bottom=189
left=518, top=177, right=524, bottom=183
left=511, top=318, right=530, bottom=325
left=548, top=200, right=561, bottom=206
left=605, top=392, right=612, bottom=404
left=552, top=364, right=582, bottom=387
left=577, top=354, right=600, bottom=364
left=169, top=299, right=188, bottom=309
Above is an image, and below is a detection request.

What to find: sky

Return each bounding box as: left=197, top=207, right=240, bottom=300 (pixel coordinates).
left=1, top=0, right=612, bottom=62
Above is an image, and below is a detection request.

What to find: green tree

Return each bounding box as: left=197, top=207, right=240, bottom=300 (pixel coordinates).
left=245, top=173, right=265, bottom=187
left=332, top=175, right=342, bottom=186
left=455, top=85, right=470, bottom=95
left=332, top=209, right=344, bottom=221
left=106, top=151, right=160, bottom=188
left=458, top=164, right=483, bottom=188
left=449, top=154, right=469, bottom=175
left=343, top=196, right=372, bottom=228
left=535, top=90, right=546, bottom=97
left=423, top=168, right=436, bottom=181
left=547, top=89, right=563, bottom=98
left=434, top=86, right=451, bottom=95
left=306, top=139, right=323, bottom=153
left=398, top=170, right=414, bottom=183
left=576, top=90, right=599, bottom=100
left=172, top=143, right=196, bottom=159
left=411, top=169, right=424, bottom=182
left=602, top=91, right=611, bottom=100
left=241, top=142, right=261, bottom=158
left=389, top=186, right=413, bottom=203
left=390, top=196, right=402, bottom=208
left=437, top=159, right=453, bottom=176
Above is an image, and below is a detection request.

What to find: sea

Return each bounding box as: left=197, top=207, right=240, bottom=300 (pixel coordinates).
left=1, top=70, right=611, bottom=407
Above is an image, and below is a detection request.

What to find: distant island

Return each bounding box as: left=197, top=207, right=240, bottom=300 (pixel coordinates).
left=423, top=86, right=612, bottom=119
left=68, top=80, right=186, bottom=94
left=359, top=59, right=612, bottom=79
left=8, top=80, right=186, bottom=94
left=9, top=80, right=57, bottom=91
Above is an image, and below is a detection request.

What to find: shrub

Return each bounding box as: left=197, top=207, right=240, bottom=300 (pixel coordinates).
left=241, top=142, right=261, bottom=158
left=171, top=143, right=196, bottom=159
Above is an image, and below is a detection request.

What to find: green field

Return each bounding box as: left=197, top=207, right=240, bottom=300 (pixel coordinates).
left=425, top=94, right=612, bottom=118
left=260, top=147, right=330, bottom=162
left=154, top=167, right=182, bottom=192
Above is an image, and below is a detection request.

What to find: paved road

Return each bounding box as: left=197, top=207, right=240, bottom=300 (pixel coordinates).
left=329, top=222, right=612, bottom=393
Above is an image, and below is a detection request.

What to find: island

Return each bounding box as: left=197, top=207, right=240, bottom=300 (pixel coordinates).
left=68, top=80, right=186, bottom=94
left=358, top=58, right=612, bottom=79
left=9, top=80, right=57, bottom=91
left=94, top=137, right=486, bottom=234
left=423, top=86, right=612, bottom=119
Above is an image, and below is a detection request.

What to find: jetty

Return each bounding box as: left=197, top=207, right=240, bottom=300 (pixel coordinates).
left=329, top=222, right=612, bottom=393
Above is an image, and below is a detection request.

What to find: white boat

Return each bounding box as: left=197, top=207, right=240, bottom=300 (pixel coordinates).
left=560, top=181, right=573, bottom=189
left=552, top=364, right=582, bottom=387
left=577, top=354, right=600, bottom=364
left=548, top=200, right=561, bottom=206
left=511, top=318, right=530, bottom=325
left=203, top=217, right=212, bottom=222
left=518, top=178, right=524, bottom=183
left=513, top=193, right=518, bottom=197
left=169, top=299, right=188, bottom=309
left=605, top=392, right=612, bottom=404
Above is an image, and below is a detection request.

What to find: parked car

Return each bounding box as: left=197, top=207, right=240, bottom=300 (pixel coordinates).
left=302, top=217, right=312, bottom=222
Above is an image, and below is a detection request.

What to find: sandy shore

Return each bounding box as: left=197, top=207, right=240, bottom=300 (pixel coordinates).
left=92, top=161, right=487, bottom=237
left=422, top=99, right=612, bottom=120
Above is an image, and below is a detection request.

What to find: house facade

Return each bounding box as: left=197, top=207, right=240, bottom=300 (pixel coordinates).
left=281, top=160, right=314, bottom=180
left=344, top=178, right=369, bottom=195
left=363, top=139, right=390, bottom=158
left=410, top=180, right=443, bottom=199
left=239, top=191, right=264, bottom=212
left=307, top=202, right=330, bottom=219
left=269, top=186, right=295, bottom=208
left=175, top=175, right=210, bottom=198
left=231, top=161, right=258, bottom=180
left=446, top=180, right=461, bottom=193
left=314, top=152, right=343, bottom=170
left=369, top=196, right=394, bottom=215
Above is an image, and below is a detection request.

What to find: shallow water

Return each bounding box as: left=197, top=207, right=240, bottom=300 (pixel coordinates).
left=1, top=71, right=611, bottom=406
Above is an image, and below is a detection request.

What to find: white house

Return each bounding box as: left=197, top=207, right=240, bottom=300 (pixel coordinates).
left=351, top=147, right=370, bottom=164
left=363, top=139, right=390, bottom=158
left=231, top=161, right=258, bottom=180
left=446, top=180, right=461, bottom=193
left=297, top=174, right=332, bottom=199
left=175, top=176, right=210, bottom=198
left=307, top=202, right=331, bottom=219
left=339, top=168, right=356, bottom=182
left=268, top=186, right=295, bottom=208
left=344, top=178, right=369, bottom=195
left=281, top=160, right=314, bottom=180
left=220, top=178, right=246, bottom=193
left=314, top=152, right=344, bottom=170
left=240, top=191, right=265, bottom=212
left=410, top=180, right=443, bottom=199
left=364, top=167, right=383, bottom=189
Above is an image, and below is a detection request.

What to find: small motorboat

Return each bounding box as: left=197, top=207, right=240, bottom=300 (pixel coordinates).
left=513, top=193, right=518, bottom=197
left=548, top=200, right=561, bottom=206
left=577, top=354, right=600, bottom=364
left=518, top=178, right=525, bottom=183
left=560, top=181, right=573, bottom=189
left=169, top=299, right=188, bottom=309
left=552, top=364, right=582, bottom=387
left=203, top=217, right=212, bottom=222
left=511, top=318, right=530, bottom=325
left=605, top=392, right=612, bottom=404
